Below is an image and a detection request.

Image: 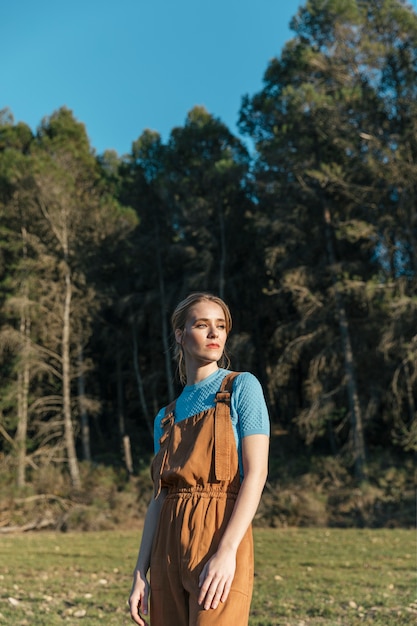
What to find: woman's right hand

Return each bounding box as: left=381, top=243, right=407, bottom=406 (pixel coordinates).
left=129, top=569, right=149, bottom=625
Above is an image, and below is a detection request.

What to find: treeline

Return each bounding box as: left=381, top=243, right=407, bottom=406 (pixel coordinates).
left=1, top=0, right=416, bottom=492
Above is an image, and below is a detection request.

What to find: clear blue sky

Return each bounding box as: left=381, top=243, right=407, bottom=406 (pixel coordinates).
left=1, top=0, right=302, bottom=156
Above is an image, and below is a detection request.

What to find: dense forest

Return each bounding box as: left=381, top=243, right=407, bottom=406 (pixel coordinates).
left=1, top=0, right=416, bottom=529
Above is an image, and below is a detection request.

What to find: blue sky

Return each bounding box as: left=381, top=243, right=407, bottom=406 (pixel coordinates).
left=1, top=0, right=302, bottom=156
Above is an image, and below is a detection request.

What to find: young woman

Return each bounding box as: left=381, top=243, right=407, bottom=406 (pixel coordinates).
left=129, top=292, right=270, bottom=625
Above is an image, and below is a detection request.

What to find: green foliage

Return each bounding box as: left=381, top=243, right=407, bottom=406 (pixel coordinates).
left=35, top=106, right=93, bottom=162
left=238, top=0, right=417, bottom=477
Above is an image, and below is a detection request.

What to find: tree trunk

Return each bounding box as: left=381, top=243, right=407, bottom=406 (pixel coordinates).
left=62, top=263, right=81, bottom=489
left=218, top=201, right=226, bottom=300
left=16, top=226, right=30, bottom=488
left=37, top=193, right=81, bottom=488
left=115, top=343, right=133, bottom=473
left=116, top=343, right=125, bottom=437
left=324, top=207, right=367, bottom=480
left=77, top=343, right=91, bottom=462
left=123, top=435, right=133, bottom=475
left=16, top=316, right=30, bottom=488
left=131, top=322, right=153, bottom=435
left=153, top=214, right=174, bottom=399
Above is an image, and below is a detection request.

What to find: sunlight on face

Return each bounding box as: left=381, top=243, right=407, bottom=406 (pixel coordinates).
left=177, top=301, right=228, bottom=371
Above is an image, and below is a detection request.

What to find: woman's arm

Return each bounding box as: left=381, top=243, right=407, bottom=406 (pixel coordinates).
left=198, top=433, right=269, bottom=610
left=129, top=489, right=167, bottom=625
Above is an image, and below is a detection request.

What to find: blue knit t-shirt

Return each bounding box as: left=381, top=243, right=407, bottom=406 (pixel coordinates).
left=153, top=368, right=270, bottom=477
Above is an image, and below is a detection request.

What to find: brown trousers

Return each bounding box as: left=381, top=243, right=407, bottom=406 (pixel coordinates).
left=150, top=373, right=254, bottom=625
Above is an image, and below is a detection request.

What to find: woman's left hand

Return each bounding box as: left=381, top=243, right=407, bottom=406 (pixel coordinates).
left=198, top=545, right=237, bottom=610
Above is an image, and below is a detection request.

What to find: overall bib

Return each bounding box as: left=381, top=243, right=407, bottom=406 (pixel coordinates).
left=150, top=372, right=254, bottom=625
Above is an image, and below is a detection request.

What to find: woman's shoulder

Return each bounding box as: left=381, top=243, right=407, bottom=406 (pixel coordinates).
left=233, top=370, right=263, bottom=391
left=153, top=406, right=165, bottom=426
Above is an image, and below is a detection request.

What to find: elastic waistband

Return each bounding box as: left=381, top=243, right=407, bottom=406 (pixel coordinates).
left=166, top=486, right=239, bottom=499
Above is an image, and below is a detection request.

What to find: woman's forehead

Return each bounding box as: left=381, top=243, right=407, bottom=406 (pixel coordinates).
left=187, top=301, right=225, bottom=321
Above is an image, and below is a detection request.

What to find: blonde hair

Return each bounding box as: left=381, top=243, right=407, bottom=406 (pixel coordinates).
left=171, top=292, right=232, bottom=385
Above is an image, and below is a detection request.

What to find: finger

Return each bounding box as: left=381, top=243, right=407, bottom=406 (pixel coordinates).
left=129, top=597, right=144, bottom=625
left=202, top=577, right=223, bottom=610
left=141, top=589, right=149, bottom=616
left=208, top=582, right=226, bottom=610
left=130, top=609, right=145, bottom=626
left=130, top=609, right=148, bottom=626
left=198, top=566, right=210, bottom=605
left=198, top=577, right=211, bottom=606
left=220, top=579, right=232, bottom=604
left=198, top=577, right=216, bottom=607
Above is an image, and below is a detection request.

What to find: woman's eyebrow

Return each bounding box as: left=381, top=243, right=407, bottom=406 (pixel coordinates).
left=192, top=317, right=226, bottom=323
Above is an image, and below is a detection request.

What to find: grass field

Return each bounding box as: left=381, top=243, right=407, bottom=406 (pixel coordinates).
left=0, top=528, right=415, bottom=625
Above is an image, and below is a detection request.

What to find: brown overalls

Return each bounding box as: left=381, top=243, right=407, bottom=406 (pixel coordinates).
left=149, top=372, right=254, bottom=626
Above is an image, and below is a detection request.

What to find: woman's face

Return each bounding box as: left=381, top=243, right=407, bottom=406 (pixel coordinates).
left=176, top=300, right=228, bottom=369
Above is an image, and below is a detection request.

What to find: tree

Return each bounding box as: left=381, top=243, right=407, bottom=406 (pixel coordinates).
left=0, top=108, right=138, bottom=488
left=164, top=106, right=252, bottom=299
left=239, top=0, right=417, bottom=476
left=0, top=113, right=36, bottom=487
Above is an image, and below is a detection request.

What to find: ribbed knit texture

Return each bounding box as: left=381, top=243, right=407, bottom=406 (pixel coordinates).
left=153, top=369, right=270, bottom=476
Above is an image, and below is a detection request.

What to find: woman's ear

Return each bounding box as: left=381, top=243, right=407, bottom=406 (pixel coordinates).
left=175, top=328, right=183, bottom=345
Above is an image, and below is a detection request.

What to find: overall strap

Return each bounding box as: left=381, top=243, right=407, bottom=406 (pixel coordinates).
left=214, top=372, right=240, bottom=481
left=154, top=400, right=176, bottom=498
left=161, top=400, right=176, bottom=428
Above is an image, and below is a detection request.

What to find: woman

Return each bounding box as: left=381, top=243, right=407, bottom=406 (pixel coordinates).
left=129, top=292, right=270, bottom=625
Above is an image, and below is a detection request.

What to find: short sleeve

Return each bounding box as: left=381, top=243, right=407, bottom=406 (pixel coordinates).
left=231, top=372, right=270, bottom=438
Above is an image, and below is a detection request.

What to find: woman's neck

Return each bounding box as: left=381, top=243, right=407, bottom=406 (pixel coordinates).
left=185, top=363, right=219, bottom=386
